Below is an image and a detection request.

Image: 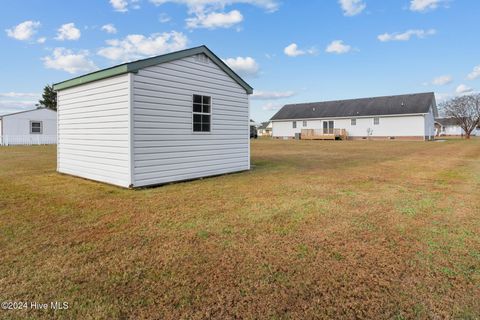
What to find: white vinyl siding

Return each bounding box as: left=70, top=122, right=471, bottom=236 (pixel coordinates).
left=0, top=108, right=57, bottom=146
left=424, top=105, right=435, bottom=139
left=132, top=54, right=249, bottom=187
left=272, top=115, right=426, bottom=138
left=57, top=74, right=131, bottom=188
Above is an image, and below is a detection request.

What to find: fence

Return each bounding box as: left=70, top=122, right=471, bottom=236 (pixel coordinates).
left=0, top=135, right=57, bottom=146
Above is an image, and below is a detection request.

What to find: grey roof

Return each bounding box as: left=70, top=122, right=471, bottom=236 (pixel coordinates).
left=258, top=122, right=270, bottom=129
left=0, top=107, right=55, bottom=118
left=271, top=92, right=437, bottom=121
left=54, top=45, right=253, bottom=94
left=435, top=117, right=460, bottom=126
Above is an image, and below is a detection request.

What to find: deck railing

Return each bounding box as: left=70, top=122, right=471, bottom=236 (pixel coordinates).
left=301, top=129, right=348, bottom=140
left=0, top=135, right=57, bottom=146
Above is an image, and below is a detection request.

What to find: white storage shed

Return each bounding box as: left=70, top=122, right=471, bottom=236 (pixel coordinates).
left=0, top=108, right=57, bottom=146
left=53, top=46, right=253, bottom=188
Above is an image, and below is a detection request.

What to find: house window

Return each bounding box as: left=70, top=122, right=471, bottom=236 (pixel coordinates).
left=193, top=95, right=211, bottom=132
left=351, top=118, right=356, bottom=126
left=293, top=121, right=297, bottom=129
left=374, top=117, right=380, bottom=125
left=303, top=121, right=307, bottom=127
left=323, top=121, right=334, bottom=134
left=30, top=121, right=43, bottom=134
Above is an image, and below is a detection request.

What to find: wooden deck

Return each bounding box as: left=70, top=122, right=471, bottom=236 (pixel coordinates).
left=301, top=129, right=348, bottom=140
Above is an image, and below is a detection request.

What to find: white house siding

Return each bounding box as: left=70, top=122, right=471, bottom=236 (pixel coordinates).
left=424, top=106, right=435, bottom=140
left=132, top=54, right=250, bottom=187
left=0, top=108, right=57, bottom=145
left=57, top=74, right=132, bottom=187
left=272, top=115, right=426, bottom=139
left=441, top=125, right=480, bottom=136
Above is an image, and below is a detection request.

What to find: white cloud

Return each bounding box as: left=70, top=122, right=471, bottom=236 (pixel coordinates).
left=431, top=75, right=452, bottom=86
left=37, top=37, right=46, bottom=44
left=262, top=102, right=283, bottom=111
left=101, top=24, right=117, bottom=34
left=284, top=43, right=303, bottom=57
left=150, top=0, right=278, bottom=28
left=0, top=92, right=39, bottom=98
left=5, top=20, right=41, bottom=41
left=338, top=0, right=366, bottom=16
left=378, top=29, right=436, bottom=42
left=284, top=43, right=316, bottom=57
left=43, top=48, right=97, bottom=74
left=325, top=40, right=352, bottom=54
left=110, top=0, right=128, bottom=11
left=149, top=0, right=279, bottom=13
left=109, top=0, right=140, bottom=12
left=251, top=90, right=295, bottom=100
left=98, top=31, right=188, bottom=62
left=467, top=65, right=480, bottom=80
left=456, top=84, right=473, bottom=94
left=186, top=10, right=243, bottom=29
left=55, top=23, right=81, bottom=41
left=159, top=13, right=172, bottom=23
left=409, top=0, right=446, bottom=12
left=223, top=57, right=259, bottom=77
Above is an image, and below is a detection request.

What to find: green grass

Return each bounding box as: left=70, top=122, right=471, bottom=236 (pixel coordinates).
left=0, top=139, right=479, bottom=319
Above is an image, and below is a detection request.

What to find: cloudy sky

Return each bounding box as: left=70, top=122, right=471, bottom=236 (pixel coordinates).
left=1, top=0, right=479, bottom=120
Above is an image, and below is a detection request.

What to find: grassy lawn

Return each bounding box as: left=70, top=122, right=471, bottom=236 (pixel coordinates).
left=1, top=139, right=479, bottom=319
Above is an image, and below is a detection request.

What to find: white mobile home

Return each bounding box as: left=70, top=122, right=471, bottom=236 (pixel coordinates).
left=0, top=108, right=57, bottom=146
left=271, top=93, right=437, bottom=141
left=435, top=118, right=479, bottom=136
left=53, top=46, right=253, bottom=188
left=258, top=122, right=272, bottom=137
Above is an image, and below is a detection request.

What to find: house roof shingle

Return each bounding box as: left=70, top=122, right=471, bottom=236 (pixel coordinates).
left=270, top=92, right=436, bottom=121
left=258, top=122, right=270, bottom=130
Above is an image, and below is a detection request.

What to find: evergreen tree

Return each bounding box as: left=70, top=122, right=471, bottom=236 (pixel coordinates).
left=38, top=84, right=57, bottom=111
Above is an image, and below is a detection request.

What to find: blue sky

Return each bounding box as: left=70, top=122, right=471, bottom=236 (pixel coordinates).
left=1, top=0, right=479, bottom=121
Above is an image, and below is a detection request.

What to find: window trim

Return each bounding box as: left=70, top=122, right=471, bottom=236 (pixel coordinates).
left=192, top=94, right=212, bottom=134
left=373, top=117, right=380, bottom=125
left=292, top=121, right=297, bottom=129
left=30, top=121, right=43, bottom=134
left=302, top=120, right=307, bottom=127
left=351, top=118, right=356, bottom=126
left=323, top=120, right=334, bottom=134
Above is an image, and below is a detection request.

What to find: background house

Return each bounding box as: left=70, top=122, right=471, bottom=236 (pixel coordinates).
left=54, top=46, right=252, bottom=188
left=270, top=92, right=437, bottom=141
left=0, top=108, right=57, bottom=146
left=258, top=122, right=272, bottom=137
left=435, top=117, right=479, bottom=136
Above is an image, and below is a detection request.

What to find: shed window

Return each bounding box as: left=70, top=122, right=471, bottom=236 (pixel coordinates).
left=303, top=121, right=307, bottom=127
left=30, top=121, right=43, bottom=134
left=193, top=95, right=211, bottom=132
left=374, top=117, right=380, bottom=125
left=351, top=119, right=356, bottom=126
left=292, top=121, right=297, bottom=129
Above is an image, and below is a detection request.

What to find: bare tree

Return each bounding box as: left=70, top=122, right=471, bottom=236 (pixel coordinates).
left=440, top=94, right=480, bottom=139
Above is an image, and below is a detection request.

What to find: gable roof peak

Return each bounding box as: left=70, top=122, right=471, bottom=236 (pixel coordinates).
left=53, top=45, right=253, bottom=94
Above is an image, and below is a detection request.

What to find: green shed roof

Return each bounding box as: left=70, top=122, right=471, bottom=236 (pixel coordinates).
left=53, top=45, right=253, bottom=94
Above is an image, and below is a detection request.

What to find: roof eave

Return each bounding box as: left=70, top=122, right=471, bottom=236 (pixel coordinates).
left=53, top=64, right=129, bottom=91
left=270, top=112, right=429, bottom=121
